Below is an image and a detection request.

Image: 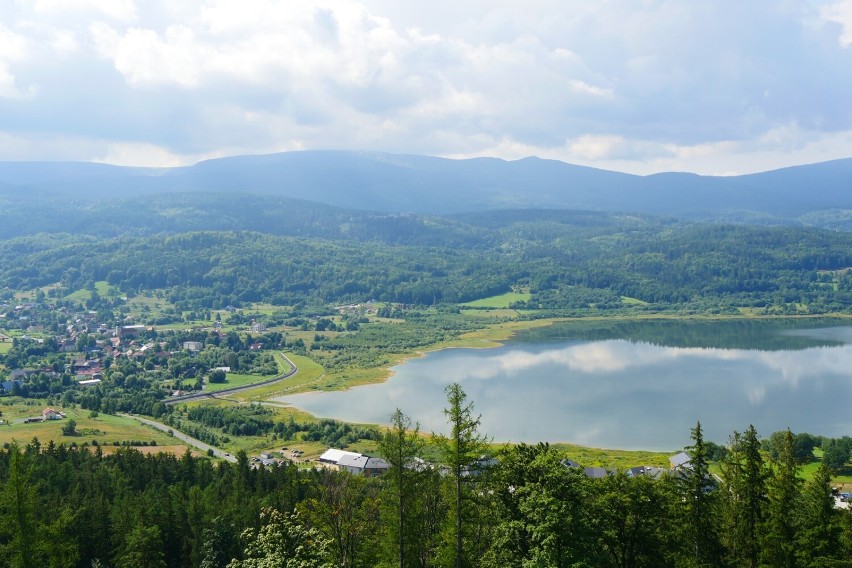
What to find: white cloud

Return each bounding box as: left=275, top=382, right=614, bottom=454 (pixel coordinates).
left=0, top=23, right=29, bottom=98
left=821, top=0, right=852, bottom=46
left=0, top=1, right=850, bottom=173
left=28, top=0, right=137, bottom=22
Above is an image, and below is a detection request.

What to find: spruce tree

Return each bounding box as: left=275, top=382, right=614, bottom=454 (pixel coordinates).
left=761, top=429, right=802, bottom=568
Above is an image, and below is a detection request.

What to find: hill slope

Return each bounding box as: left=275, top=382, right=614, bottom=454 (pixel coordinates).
left=1, top=151, right=851, bottom=223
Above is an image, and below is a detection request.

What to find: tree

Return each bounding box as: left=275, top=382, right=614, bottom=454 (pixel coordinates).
left=485, top=444, right=595, bottom=567
left=761, top=429, right=802, bottom=568
left=821, top=440, right=850, bottom=473
left=299, top=470, right=380, bottom=568
left=228, top=508, right=333, bottom=568
left=680, top=421, right=721, bottom=567
left=434, top=383, right=490, bottom=568
left=0, top=447, right=38, bottom=568
left=720, top=425, right=767, bottom=568
left=200, top=516, right=237, bottom=568
left=378, top=409, right=423, bottom=568
left=209, top=369, right=227, bottom=384
left=796, top=463, right=843, bottom=566
left=115, top=523, right=166, bottom=568
left=61, top=419, right=77, bottom=436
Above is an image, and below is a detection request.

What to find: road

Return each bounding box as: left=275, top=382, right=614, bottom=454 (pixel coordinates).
left=164, top=352, right=299, bottom=405
left=123, top=414, right=238, bottom=463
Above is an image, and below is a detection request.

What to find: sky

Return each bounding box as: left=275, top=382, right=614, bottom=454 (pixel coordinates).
left=1, top=0, right=852, bottom=175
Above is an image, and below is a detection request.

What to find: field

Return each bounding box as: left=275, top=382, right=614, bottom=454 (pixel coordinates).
left=65, top=280, right=117, bottom=302
left=461, top=291, right=532, bottom=308
left=206, top=371, right=275, bottom=392
left=0, top=402, right=180, bottom=449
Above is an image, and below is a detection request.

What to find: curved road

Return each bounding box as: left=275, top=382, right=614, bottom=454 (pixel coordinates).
left=123, top=414, right=238, bottom=463
left=124, top=352, right=300, bottom=462
left=164, top=352, right=299, bottom=405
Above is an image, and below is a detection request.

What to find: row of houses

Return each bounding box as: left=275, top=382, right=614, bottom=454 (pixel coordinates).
left=316, top=447, right=694, bottom=481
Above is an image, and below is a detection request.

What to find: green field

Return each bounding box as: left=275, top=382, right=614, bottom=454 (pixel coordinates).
left=205, top=372, right=274, bottom=393
left=0, top=342, right=11, bottom=354
left=65, top=280, right=117, bottom=301
left=0, top=403, right=178, bottom=448
left=461, top=291, right=532, bottom=308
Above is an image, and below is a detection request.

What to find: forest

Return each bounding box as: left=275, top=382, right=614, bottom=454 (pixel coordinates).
left=1, top=206, right=852, bottom=315
left=0, top=388, right=851, bottom=568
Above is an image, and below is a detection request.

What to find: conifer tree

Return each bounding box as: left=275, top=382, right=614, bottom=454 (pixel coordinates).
left=378, top=408, right=423, bottom=568
left=435, top=383, right=490, bottom=568
left=761, top=429, right=802, bottom=568
left=681, top=420, right=721, bottom=567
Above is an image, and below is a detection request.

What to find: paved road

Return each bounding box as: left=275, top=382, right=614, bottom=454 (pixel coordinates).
left=164, top=352, right=298, bottom=405
left=123, top=414, right=237, bottom=463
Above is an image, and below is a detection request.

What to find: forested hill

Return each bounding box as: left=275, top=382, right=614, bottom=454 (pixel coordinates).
left=2, top=219, right=851, bottom=314
left=2, top=151, right=852, bottom=225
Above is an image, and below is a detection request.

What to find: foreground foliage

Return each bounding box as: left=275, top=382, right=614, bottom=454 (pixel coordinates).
left=0, top=417, right=851, bottom=567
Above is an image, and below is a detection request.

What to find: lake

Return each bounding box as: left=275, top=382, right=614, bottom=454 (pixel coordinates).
left=275, top=318, right=852, bottom=450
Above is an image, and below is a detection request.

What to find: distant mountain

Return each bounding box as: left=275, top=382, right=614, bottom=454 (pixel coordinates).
left=1, top=151, right=851, bottom=225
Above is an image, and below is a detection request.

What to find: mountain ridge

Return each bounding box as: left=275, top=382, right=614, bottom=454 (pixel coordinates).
left=0, top=150, right=850, bottom=222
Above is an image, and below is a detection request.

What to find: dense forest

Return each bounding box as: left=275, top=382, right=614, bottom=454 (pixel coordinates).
left=1, top=204, right=851, bottom=314
left=0, top=399, right=851, bottom=568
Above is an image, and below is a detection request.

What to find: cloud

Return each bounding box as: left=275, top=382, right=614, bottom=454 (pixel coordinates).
left=28, top=0, right=138, bottom=22
left=1, top=1, right=852, bottom=174
left=821, top=0, right=852, bottom=46
left=0, top=23, right=29, bottom=98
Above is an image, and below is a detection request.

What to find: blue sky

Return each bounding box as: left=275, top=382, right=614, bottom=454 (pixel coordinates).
left=1, top=0, right=852, bottom=174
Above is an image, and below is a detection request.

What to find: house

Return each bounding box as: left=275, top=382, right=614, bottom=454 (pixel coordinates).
left=461, top=455, right=499, bottom=477
left=249, top=323, right=267, bottom=333
left=183, top=341, right=204, bottom=352
left=1, top=379, right=22, bottom=391
left=319, top=448, right=362, bottom=465
left=42, top=408, right=62, bottom=420
left=363, top=457, right=390, bottom=477
left=337, top=453, right=370, bottom=475
left=626, top=466, right=667, bottom=479
left=116, top=324, right=146, bottom=339
left=583, top=466, right=614, bottom=479
left=78, top=379, right=102, bottom=387
left=319, top=448, right=388, bottom=476
left=669, top=451, right=692, bottom=470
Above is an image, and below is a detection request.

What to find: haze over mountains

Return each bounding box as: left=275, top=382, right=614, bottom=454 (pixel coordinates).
left=1, top=150, right=852, bottom=228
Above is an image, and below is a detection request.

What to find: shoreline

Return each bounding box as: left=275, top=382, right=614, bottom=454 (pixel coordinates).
left=262, top=313, right=852, bottom=453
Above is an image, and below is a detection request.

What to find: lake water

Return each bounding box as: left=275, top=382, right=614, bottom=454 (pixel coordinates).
left=275, top=319, right=852, bottom=450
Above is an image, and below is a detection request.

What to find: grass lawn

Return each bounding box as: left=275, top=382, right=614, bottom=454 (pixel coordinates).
left=0, top=403, right=179, bottom=449
left=0, top=342, right=11, bottom=354
left=205, top=372, right=274, bottom=393
left=65, top=281, right=116, bottom=302
left=461, top=291, right=532, bottom=308
left=621, top=296, right=649, bottom=306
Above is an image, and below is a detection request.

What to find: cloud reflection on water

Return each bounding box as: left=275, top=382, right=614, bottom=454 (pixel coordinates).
left=275, top=333, right=852, bottom=450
